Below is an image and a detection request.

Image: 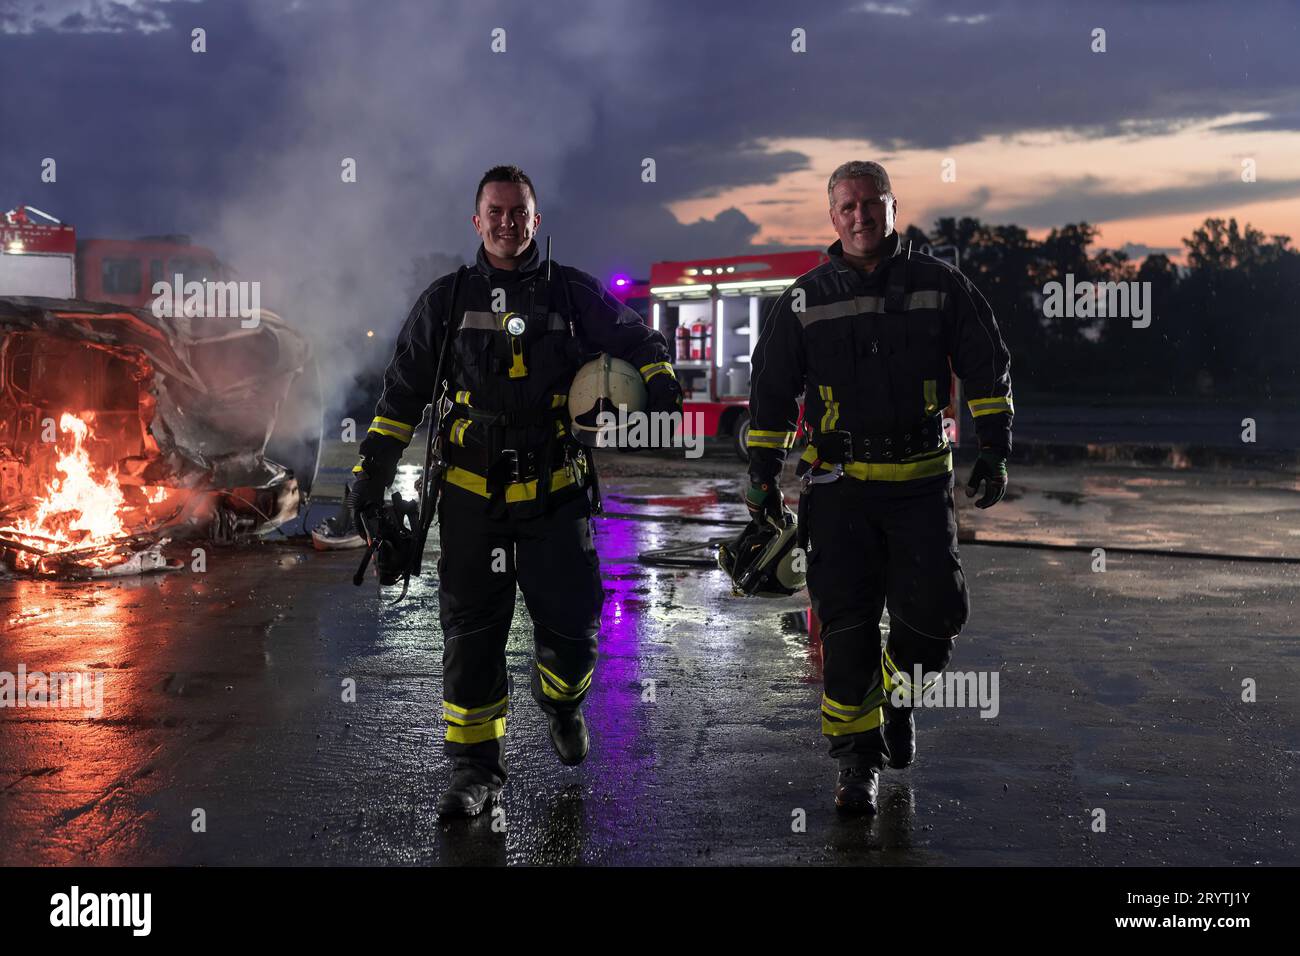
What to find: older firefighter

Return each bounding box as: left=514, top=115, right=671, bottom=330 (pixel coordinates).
left=745, top=161, right=1013, bottom=814
left=352, top=166, right=681, bottom=817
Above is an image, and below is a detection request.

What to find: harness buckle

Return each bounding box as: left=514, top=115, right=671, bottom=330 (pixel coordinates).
left=801, top=461, right=844, bottom=488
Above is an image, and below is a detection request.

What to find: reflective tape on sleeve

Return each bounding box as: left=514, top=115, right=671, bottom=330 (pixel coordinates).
left=967, top=395, right=1014, bottom=418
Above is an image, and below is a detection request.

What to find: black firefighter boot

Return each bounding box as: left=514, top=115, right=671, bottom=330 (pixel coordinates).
left=834, top=765, right=880, bottom=815
left=547, top=710, right=589, bottom=766
left=436, top=766, right=502, bottom=819
left=883, top=703, right=916, bottom=769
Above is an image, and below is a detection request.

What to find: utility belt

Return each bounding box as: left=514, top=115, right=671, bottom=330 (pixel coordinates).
left=441, top=401, right=596, bottom=510
left=450, top=401, right=564, bottom=432
left=813, top=414, right=945, bottom=464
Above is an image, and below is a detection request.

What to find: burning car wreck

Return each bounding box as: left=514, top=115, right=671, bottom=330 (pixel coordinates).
left=0, top=295, right=322, bottom=577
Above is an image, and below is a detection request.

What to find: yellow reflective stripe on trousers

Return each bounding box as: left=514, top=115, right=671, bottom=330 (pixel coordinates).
left=443, top=694, right=508, bottom=725
left=800, top=444, right=952, bottom=481
left=882, top=646, right=906, bottom=694
left=443, top=465, right=576, bottom=502
left=537, top=662, right=593, bottom=702
left=818, top=385, right=840, bottom=432
left=882, top=647, right=939, bottom=704
left=747, top=429, right=795, bottom=449
left=967, top=395, right=1014, bottom=417
left=446, top=717, right=506, bottom=744
left=639, top=361, right=675, bottom=383
left=821, top=693, right=883, bottom=736
left=368, top=415, right=416, bottom=443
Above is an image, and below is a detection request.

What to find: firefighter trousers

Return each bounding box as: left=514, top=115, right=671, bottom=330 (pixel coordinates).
left=805, top=474, right=969, bottom=770
left=436, top=486, right=604, bottom=785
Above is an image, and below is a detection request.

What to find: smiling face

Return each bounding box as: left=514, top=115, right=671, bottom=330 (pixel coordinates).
left=829, top=177, right=897, bottom=262
left=473, top=180, right=540, bottom=263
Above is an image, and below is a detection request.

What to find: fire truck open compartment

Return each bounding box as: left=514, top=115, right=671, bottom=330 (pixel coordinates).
left=648, top=251, right=831, bottom=460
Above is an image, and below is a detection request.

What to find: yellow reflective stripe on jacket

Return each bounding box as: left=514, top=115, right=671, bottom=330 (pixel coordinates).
left=443, top=694, right=508, bottom=726
left=449, top=418, right=472, bottom=447
left=798, top=290, right=949, bottom=329
left=551, top=393, right=567, bottom=408
left=443, top=465, right=576, bottom=502
left=818, top=385, right=840, bottom=432
left=352, top=460, right=365, bottom=474
left=445, top=717, right=506, bottom=744
left=800, top=444, right=952, bottom=481
left=821, top=693, right=883, bottom=736
left=639, top=360, right=675, bottom=383
left=455, top=390, right=472, bottom=405
left=537, top=663, right=593, bottom=702
left=747, top=429, right=796, bottom=449
left=368, top=415, right=416, bottom=443
left=967, top=395, right=1014, bottom=418
left=924, top=379, right=940, bottom=415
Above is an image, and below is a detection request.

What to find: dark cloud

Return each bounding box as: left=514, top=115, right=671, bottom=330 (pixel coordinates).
left=2, top=0, right=193, bottom=34
left=987, top=176, right=1300, bottom=228
left=2, top=0, right=1297, bottom=413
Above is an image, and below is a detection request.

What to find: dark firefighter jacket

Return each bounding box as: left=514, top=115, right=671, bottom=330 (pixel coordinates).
left=747, top=233, right=1013, bottom=495
left=357, top=240, right=675, bottom=515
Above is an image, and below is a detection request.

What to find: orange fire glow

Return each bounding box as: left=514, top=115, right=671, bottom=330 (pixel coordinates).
left=1, top=413, right=131, bottom=571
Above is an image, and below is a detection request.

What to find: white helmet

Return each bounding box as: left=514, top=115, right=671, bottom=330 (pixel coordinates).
left=568, top=353, right=647, bottom=448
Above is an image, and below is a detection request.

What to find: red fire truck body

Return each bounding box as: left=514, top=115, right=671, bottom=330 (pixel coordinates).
left=76, top=236, right=229, bottom=308
left=646, top=249, right=823, bottom=459
left=0, top=208, right=78, bottom=298
left=2, top=205, right=229, bottom=308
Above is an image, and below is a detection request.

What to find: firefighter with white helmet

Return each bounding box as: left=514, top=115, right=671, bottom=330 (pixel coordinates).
left=351, top=166, right=681, bottom=817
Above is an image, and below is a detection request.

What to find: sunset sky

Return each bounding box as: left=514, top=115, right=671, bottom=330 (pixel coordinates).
left=3, top=0, right=1297, bottom=303
left=670, top=113, right=1300, bottom=259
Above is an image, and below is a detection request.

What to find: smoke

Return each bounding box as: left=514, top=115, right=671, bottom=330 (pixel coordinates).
left=202, top=0, right=661, bottom=430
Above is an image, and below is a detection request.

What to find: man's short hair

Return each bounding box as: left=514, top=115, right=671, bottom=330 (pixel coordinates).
left=827, top=161, right=892, bottom=206
left=475, top=165, right=538, bottom=213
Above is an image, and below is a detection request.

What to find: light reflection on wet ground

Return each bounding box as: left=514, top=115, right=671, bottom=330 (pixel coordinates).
left=1, top=458, right=1297, bottom=865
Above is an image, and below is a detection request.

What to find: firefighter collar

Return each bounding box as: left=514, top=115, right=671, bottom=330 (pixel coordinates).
left=475, top=239, right=542, bottom=281
left=826, top=232, right=903, bottom=278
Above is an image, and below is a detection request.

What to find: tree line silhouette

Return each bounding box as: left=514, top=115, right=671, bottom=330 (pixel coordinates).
left=902, top=216, right=1299, bottom=400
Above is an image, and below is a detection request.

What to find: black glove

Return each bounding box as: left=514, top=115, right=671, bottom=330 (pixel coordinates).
left=965, top=449, right=1008, bottom=509
left=645, top=374, right=684, bottom=417
left=347, top=471, right=388, bottom=535
left=745, top=476, right=784, bottom=524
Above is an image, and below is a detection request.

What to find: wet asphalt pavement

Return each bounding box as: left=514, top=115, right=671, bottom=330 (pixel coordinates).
left=1, top=447, right=1296, bottom=865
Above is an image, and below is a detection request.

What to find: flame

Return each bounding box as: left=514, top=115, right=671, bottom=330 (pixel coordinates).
left=1, top=413, right=130, bottom=571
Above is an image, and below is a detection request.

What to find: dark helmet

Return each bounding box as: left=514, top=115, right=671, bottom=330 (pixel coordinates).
left=717, top=510, right=807, bottom=598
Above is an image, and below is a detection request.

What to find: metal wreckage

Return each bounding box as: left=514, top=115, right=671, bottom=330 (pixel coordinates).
left=0, top=295, right=322, bottom=578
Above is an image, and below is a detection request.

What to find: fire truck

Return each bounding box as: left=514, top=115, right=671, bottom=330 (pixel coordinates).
left=1, top=204, right=231, bottom=306
left=633, top=247, right=962, bottom=461
left=641, top=250, right=821, bottom=460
